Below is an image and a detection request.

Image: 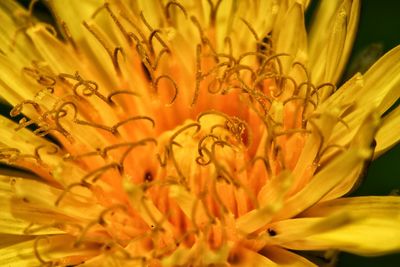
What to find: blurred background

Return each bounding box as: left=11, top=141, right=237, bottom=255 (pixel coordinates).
left=9, top=0, right=400, bottom=266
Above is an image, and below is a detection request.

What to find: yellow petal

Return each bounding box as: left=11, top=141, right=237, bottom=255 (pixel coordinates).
left=374, top=105, right=400, bottom=158
left=272, top=146, right=370, bottom=221
left=260, top=246, right=317, bottom=267
left=268, top=196, right=400, bottom=256
left=302, top=196, right=400, bottom=218
left=236, top=171, right=292, bottom=234
left=229, top=245, right=277, bottom=267
left=309, top=0, right=360, bottom=85
left=322, top=112, right=379, bottom=201
left=10, top=177, right=101, bottom=222
left=0, top=235, right=99, bottom=267
left=275, top=2, right=307, bottom=72
left=283, top=217, right=400, bottom=256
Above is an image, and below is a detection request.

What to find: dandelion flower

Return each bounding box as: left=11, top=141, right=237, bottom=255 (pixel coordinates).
left=0, top=0, right=399, bottom=266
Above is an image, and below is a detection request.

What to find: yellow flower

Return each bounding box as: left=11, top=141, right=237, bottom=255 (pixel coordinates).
left=0, top=0, right=399, bottom=266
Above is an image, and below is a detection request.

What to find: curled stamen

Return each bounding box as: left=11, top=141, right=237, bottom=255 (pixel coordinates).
left=306, top=117, right=325, bottom=164
left=190, top=16, right=206, bottom=43
left=165, top=1, right=188, bottom=20
left=258, top=53, right=289, bottom=76
left=54, top=101, right=78, bottom=139
left=152, top=48, right=169, bottom=70
left=250, top=156, right=272, bottom=177
left=107, top=90, right=140, bottom=104
left=207, top=0, right=222, bottom=25
left=283, top=96, right=317, bottom=109
left=240, top=18, right=259, bottom=41
left=74, top=220, right=98, bottom=247
left=75, top=115, right=154, bottom=135
left=98, top=204, right=128, bottom=226
left=54, top=181, right=91, bottom=206
left=313, top=82, right=337, bottom=100
left=169, top=123, right=201, bottom=183
left=83, top=21, right=122, bottom=75
left=196, top=134, right=219, bottom=165
left=33, top=236, right=52, bottom=266
left=170, top=123, right=201, bottom=142
left=104, top=3, right=132, bottom=45
left=103, top=138, right=157, bottom=168
left=60, top=21, right=78, bottom=50
left=60, top=72, right=108, bottom=103
left=197, top=110, right=231, bottom=123
left=34, top=144, right=59, bottom=163
left=63, top=150, right=104, bottom=161
left=113, top=47, right=125, bottom=76
left=112, top=116, right=155, bottom=132
left=10, top=100, right=41, bottom=117
left=15, top=117, right=36, bottom=131
left=149, top=29, right=169, bottom=53
left=153, top=75, right=178, bottom=104
left=81, top=163, right=121, bottom=183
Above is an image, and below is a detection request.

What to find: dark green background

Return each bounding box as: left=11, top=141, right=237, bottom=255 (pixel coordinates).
left=8, top=0, right=400, bottom=266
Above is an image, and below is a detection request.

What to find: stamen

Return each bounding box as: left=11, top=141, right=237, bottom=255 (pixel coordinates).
left=60, top=21, right=78, bottom=50
left=152, top=48, right=169, bottom=70
left=165, top=1, right=188, bottom=20
left=113, top=47, right=125, bottom=76
left=28, top=0, right=39, bottom=16
left=250, top=156, right=272, bottom=177
left=107, top=90, right=140, bottom=104
left=10, top=100, right=41, bottom=117
left=54, top=101, right=78, bottom=139
left=34, top=144, right=59, bottom=163
left=54, top=181, right=91, bottom=206
left=103, top=138, right=157, bottom=169
left=306, top=117, right=325, bottom=164
left=240, top=18, right=259, bottom=41
left=169, top=123, right=201, bottom=183
left=81, top=162, right=121, bottom=183
left=283, top=96, right=317, bottom=109
left=224, top=37, right=233, bottom=56
left=190, top=16, right=206, bottom=43
left=196, top=134, right=219, bottom=165
left=74, top=220, right=98, bottom=247
left=59, top=72, right=108, bottom=103
left=63, top=150, right=104, bottom=161
left=83, top=21, right=122, bottom=75
left=258, top=53, right=289, bottom=76
left=207, top=0, right=223, bottom=25
left=148, top=29, right=169, bottom=54
left=33, top=236, right=52, bottom=266
left=153, top=75, right=178, bottom=104
left=98, top=204, right=128, bottom=226
left=104, top=3, right=132, bottom=45
left=112, top=116, right=155, bottom=132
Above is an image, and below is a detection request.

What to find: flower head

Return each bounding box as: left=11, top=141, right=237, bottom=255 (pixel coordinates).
left=0, top=0, right=399, bottom=266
